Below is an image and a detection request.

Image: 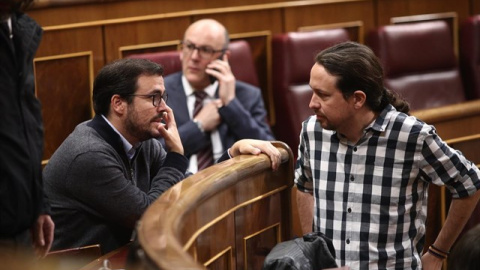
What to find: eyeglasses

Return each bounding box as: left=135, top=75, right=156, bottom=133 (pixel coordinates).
left=128, top=92, right=168, bottom=107
left=180, top=41, right=226, bottom=59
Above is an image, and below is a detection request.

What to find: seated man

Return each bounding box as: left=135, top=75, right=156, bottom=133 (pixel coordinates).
left=164, top=18, right=275, bottom=173
left=43, top=58, right=281, bottom=254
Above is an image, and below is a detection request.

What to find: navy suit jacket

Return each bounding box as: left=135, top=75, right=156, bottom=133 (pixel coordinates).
left=163, top=72, right=274, bottom=158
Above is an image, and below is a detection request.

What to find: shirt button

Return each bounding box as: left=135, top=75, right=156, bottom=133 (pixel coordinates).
left=353, top=146, right=357, bottom=151
left=350, top=175, right=354, bottom=181
left=347, top=208, right=352, bottom=213
left=346, top=239, right=350, bottom=244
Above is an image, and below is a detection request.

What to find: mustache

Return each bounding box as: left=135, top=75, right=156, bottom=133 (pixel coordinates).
left=153, top=111, right=167, bottom=122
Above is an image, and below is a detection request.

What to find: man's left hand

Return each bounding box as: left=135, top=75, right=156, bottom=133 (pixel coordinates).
left=229, top=139, right=281, bottom=171
left=32, top=214, right=54, bottom=258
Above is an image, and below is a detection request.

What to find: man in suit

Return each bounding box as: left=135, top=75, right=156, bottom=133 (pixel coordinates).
left=164, top=18, right=275, bottom=173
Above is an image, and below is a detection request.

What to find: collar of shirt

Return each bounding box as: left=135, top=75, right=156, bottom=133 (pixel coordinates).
left=181, top=74, right=218, bottom=98
left=336, top=105, right=394, bottom=145
left=367, top=104, right=394, bottom=133
left=101, top=114, right=141, bottom=160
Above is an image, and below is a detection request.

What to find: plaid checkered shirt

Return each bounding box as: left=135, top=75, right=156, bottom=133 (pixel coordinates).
left=295, top=104, right=480, bottom=270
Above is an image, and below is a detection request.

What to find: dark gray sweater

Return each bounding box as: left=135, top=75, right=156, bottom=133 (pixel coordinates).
left=43, top=115, right=188, bottom=254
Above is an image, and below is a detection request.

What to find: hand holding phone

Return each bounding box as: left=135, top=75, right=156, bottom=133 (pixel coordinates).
left=208, top=52, right=225, bottom=84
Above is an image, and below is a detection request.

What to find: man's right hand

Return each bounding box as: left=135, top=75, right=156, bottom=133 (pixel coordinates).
left=158, top=105, right=184, bottom=155
left=194, top=100, right=222, bottom=132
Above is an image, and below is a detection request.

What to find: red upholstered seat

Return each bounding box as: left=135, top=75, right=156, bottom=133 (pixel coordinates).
left=367, top=20, right=466, bottom=111
left=271, top=29, right=350, bottom=157
left=459, top=15, right=480, bottom=100
left=128, top=50, right=182, bottom=77
left=127, top=40, right=259, bottom=87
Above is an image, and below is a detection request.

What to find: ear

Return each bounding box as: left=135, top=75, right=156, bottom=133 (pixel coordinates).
left=111, top=94, right=126, bottom=116
left=223, top=49, right=231, bottom=60
left=352, top=90, right=367, bottom=109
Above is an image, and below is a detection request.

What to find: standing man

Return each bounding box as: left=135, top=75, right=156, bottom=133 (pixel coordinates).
left=43, top=58, right=281, bottom=254
left=164, top=18, right=274, bottom=173
left=295, top=42, right=480, bottom=269
left=0, top=0, right=54, bottom=258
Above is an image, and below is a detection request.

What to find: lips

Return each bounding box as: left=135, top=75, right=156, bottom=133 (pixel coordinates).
left=187, top=66, right=201, bottom=73
left=316, top=114, right=326, bottom=121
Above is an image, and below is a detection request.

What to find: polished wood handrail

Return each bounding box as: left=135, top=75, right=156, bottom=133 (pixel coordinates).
left=445, top=133, right=480, bottom=145
left=134, top=141, right=294, bottom=269
left=411, top=99, right=480, bottom=124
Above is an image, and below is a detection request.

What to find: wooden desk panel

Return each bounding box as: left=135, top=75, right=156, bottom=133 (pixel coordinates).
left=131, top=141, right=295, bottom=270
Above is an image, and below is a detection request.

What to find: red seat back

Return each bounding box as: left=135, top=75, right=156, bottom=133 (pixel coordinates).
left=367, top=20, right=466, bottom=111
left=271, top=29, right=350, bottom=156
left=460, top=15, right=480, bottom=100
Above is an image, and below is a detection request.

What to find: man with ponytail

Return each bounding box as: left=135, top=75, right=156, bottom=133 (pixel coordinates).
left=295, top=41, right=480, bottom=270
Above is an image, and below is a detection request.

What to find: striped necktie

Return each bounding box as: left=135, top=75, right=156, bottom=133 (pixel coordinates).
left=193, top=91, right=214, bottom=171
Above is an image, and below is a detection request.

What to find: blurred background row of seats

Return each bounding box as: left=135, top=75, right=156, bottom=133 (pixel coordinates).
left=127, top=14, right=479, bottom=162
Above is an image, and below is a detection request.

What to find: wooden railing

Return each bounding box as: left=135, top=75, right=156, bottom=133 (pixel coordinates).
left=81, top=141, right=296, bottom=270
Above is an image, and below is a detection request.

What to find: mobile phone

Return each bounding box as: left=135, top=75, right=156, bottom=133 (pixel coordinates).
left=208, top=52, right=225, bottom=84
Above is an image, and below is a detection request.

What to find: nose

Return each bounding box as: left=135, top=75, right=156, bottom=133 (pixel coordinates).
left=190, top=48, right=201, bottom=59
left=309, top=93, right=320, bottom=110
left=156, top=98, right=167, bottom=111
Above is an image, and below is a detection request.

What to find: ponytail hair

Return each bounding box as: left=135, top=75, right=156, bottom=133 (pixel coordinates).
left=380, top=88, right=410, bottom=114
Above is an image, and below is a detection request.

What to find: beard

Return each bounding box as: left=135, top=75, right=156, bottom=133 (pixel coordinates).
left=124, top=109, right=154, bottom=143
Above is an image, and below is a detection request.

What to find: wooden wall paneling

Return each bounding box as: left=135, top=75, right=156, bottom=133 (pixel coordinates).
left=243, top=223, right=281, bottom=270
left=37, top=26, right=104, bottom=73
left=119, top=40, right=180, bottom=58
left=179, top=188, right=237, bottom=264
left=237, top=199, right=282, bottom=270
left=192, top=9, right=283, bottom=35
left=473, top=0, right=480, bottom=15
left=103, top=17, right=190, bottom=63
left=194, top=215, right=236, bottom=269
left=203, top=246, right=234, bottom=269
left=29, top=0, right=198, bottom=26
left=283, top=0, right=375, bottom=42
left=298, top=20, right=365, bottom=43
left=34, top=52, right=94, bottom=164
left=375, top=0, right=470, bottom=26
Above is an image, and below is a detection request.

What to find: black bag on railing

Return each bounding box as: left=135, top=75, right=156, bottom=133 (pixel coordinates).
left=262, top=232, right=338, bottom=270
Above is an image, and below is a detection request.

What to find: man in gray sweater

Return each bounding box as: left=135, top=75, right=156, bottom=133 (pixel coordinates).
left=43, top=58, right=280, bottom=254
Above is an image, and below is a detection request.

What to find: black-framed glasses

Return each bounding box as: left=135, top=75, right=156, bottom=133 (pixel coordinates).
left=128, top=92, right=168, bottom=107
left=180, top=41, right=226, bottom=59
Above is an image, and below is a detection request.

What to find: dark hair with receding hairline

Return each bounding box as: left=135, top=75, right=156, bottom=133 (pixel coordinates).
left=92, top=58, right=164, bottom=116
left=315, top=41, right=410, bottom=114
